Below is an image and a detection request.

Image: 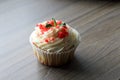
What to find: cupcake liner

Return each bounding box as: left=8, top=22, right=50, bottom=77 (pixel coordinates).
left=31, top=43, right=75, bottom=66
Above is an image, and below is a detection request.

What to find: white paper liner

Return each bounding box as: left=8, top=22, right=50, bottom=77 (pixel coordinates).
left=31, top=43, right=75, bottom=66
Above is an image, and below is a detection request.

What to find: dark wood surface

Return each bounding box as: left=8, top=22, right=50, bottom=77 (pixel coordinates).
left=0, top=0, right=120, bottom=80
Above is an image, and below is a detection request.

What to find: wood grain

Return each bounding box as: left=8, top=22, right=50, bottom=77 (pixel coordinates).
left=0, top=0, right=120, bottom=80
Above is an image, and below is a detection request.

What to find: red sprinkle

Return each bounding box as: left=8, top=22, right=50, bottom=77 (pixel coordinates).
left=56, top=25, right=60, bottom=28
left=57, top=20, right=62, bottom=25
left=64, top=31, right=69, bottom=36
left=38, top=24, right=44, bottom=29
left=61, top=27, right=66, bottom=32
left=58, top=31, right=66, bottom=38
left=57, top=27, right=69, bottom=38
left=50, top=37, right=55, bottom=41
left=63, top=26, right=67, bottom=29
left=45, top=39, right=49, bottom=43
left=47, top=20, right=54, bottom=26
left=37, top=23, right=51, bottom=33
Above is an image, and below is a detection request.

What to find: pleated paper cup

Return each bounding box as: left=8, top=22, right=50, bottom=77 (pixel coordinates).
left=31, top=43, right=75, bottom=66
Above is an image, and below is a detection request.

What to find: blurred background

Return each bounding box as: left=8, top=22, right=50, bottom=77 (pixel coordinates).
left=0, top=0, right=120, bottom=80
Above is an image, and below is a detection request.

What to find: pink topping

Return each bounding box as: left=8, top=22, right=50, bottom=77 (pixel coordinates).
left=36, top=18, right=69, bottom=43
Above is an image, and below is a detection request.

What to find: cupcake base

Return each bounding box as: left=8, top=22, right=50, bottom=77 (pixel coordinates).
left=32, top=45, right=75, bottom=66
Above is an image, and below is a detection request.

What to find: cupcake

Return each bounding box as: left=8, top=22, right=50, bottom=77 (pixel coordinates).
left=29, top=18, right=80, bottom=66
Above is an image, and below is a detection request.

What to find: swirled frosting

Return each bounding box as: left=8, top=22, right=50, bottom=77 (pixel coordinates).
left=30, top=19, right=80, bottom=52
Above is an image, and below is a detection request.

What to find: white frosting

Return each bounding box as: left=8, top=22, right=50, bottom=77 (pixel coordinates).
left=30, top=23, right=80, bottom=52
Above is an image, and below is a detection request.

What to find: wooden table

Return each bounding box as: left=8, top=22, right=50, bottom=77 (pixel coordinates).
left=0, top=0, right=120, bottom=80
